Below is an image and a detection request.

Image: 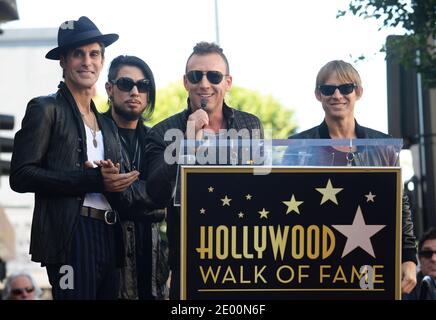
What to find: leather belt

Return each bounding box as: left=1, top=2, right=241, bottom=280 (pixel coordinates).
left=80, top=206, right=117, bottom=225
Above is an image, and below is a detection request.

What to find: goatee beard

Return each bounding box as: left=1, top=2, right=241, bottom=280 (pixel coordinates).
left=113, top=104, right=143, bottom=121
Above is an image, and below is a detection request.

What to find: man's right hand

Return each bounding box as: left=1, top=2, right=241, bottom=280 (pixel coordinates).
left=187, top=109, right=209, bottom=140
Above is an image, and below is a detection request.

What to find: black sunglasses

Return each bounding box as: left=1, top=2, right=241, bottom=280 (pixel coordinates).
left=419, top=250, right=436, bottom=259
left=318, top=83, right=356, bottom=96
left=11, top=286, right=35, bottom=295
left=186, top=70, right=227, bottom=85
left=110, top=77, right=150, bottom=93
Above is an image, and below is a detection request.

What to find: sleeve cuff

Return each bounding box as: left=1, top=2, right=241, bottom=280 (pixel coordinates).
left=402, top=248, right=418, bottom=264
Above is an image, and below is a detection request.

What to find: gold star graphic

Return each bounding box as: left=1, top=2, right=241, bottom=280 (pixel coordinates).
left=199, top=208, right=206, bottom=214
left=238, top=212, right=244, bottom=218
left=258, top=208, right=269, bottom=219
left=282, top=194, right=304, bottom=214
left=365, top=191, right=376, bottom=202
left=208, top=186, right=214, bottom=192
left=221, top=195, right=232, bottom=206
left=245, top=194, right=252, bottom=200
left=316, top=179, right=343, bottom=205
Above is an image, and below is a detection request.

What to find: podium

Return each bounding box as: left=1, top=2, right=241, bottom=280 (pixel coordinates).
left=177, top=139, right=403, bottom=299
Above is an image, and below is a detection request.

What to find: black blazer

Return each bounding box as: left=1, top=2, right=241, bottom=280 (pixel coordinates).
left=10, top=82, right=122, bottom=264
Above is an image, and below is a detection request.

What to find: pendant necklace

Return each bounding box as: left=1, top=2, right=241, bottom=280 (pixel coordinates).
left=91, top=114, right=98, bottom=148
left=82, top=112, right=98, bottom=148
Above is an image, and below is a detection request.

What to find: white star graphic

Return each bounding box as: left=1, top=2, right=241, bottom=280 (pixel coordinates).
left=238, top=212, right=244, bottom=218
left=258, top=208, right=269, bottom=219
left=199, top=208, right=206, bottom=214
left=245, top=194, right=252, bottom=200
left=365, top=191, right=376, bottom=202
left=282, top=194, right=304, bottom=214
left=208, top=186, right=214, bottom=192
left=332, top=206, right=386, bottom=258
left=316, top=179, right=343, bottom=205
left=221, top=195, right=232, bottom=206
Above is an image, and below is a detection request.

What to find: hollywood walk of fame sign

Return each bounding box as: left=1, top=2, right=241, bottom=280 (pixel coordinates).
left=180, top=166, right=402, bottom=300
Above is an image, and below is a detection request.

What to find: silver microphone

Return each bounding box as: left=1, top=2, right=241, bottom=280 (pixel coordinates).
left=200, top=98, right=207, bottom=109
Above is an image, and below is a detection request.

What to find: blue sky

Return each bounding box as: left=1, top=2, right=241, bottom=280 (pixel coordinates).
left=4, top=0, right=405, bottom=133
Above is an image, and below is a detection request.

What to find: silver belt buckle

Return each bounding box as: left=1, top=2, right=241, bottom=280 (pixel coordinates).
left=104, top=210, right=116, bottom=225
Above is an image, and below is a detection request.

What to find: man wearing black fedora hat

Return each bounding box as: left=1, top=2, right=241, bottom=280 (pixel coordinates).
left=10, top=16, right=139, bottom=299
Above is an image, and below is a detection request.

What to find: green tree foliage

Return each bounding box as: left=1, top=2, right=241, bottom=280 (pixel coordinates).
left=338, top=0, right=436, bottom=87
left=147, top=82, right=187, bottom=126
left=226, top=86, right=297, bottom=139
left=148, top=82, right=297, bottom=139
left=94, top=94, right=109, bottom=113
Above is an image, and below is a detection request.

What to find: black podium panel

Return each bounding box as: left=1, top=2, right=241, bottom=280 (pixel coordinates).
left=180, top=166, right=402, bottom=300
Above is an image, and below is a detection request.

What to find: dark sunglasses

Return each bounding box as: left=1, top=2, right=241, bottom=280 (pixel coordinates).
left=419, top=250, right=436, bottom=259
left=318, top=83, right=356, bottom=96
left=11, top=286, right=35, bottom=295
left=110, top=77, right=150, bottom=93
left=186, top=70, right=226, bottom=85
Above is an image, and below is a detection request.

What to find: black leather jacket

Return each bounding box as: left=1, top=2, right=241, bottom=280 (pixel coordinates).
left=10, top=82, right=122, bottom=265
left=103, top=111, right=168, bottom=299
left=103, top=112, right=162, bottom=219
left=145, top=101, right=264, bottom=207
left=289, top=120, right=418, bottom=263
left=145, top=101, right=264, bottom=269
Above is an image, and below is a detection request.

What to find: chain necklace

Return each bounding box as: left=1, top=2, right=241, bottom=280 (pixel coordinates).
left=81, top=112, right=98, bottom=148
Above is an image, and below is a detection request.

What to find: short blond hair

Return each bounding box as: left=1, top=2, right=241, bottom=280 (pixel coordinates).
left=315, top=60, right=362, bottom=90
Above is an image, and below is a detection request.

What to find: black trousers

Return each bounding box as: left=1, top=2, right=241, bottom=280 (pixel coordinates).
left=46, top=215, right=120, bottom=300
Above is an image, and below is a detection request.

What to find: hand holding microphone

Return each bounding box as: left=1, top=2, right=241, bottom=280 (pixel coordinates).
left=187, top=97, right=209, bottom=140
left=200, top=97, right=207, bottom=109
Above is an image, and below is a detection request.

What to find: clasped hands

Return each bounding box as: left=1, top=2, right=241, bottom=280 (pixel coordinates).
left=85, top=159, right=139, bottom=192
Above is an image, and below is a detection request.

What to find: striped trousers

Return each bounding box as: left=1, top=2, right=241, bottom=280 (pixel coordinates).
left=46, top=215, right=120, bottom=300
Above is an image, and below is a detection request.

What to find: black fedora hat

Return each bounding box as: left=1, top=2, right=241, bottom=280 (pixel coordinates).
left=46, top=16, right=119, bottom=60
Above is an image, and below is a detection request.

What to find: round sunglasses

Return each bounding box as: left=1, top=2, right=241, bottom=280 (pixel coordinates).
left=318, top=83, right=356, bottom=96
left=110, top=77, right=150, bottom=93
left=186, top=70, right=227, bottom=85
